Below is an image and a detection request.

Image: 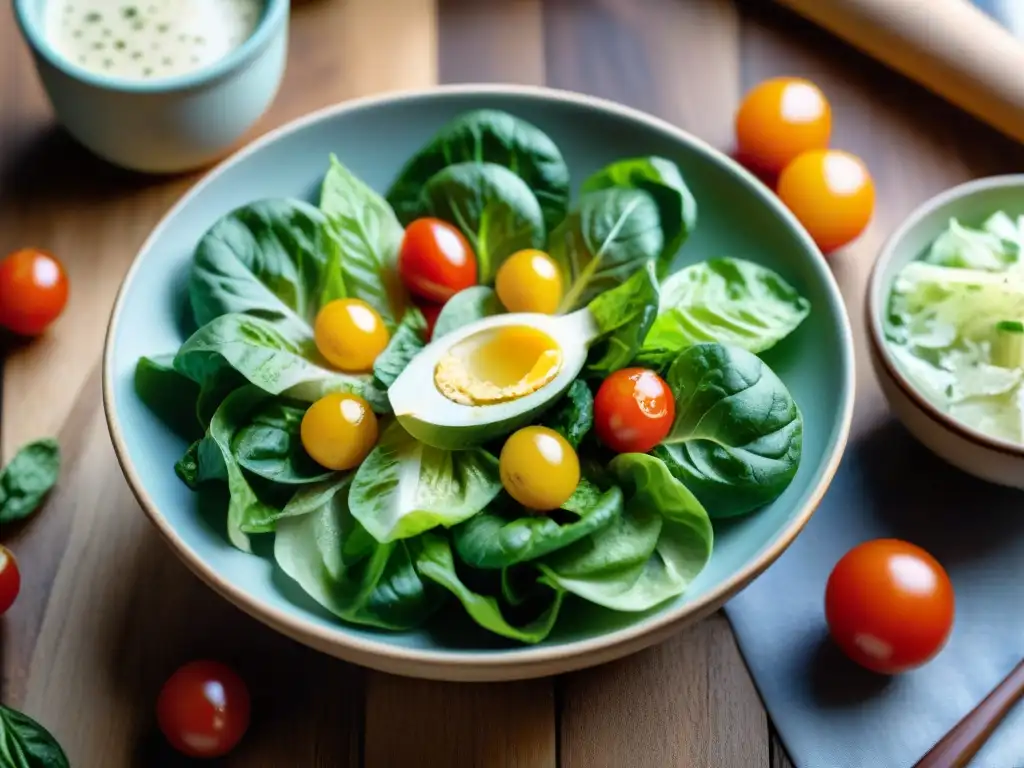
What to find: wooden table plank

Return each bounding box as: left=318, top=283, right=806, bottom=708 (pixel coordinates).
left=1, top=2, right=435, bottom=765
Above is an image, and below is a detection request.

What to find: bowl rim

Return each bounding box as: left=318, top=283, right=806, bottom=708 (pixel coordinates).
left=13, top=0, right=289, bottom=94
left=102, top=83, right=856, bottom=677
left=866, top=173, right=1024, bottom=460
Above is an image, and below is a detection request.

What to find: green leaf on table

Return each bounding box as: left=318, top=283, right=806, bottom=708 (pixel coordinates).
left=0, top=438, right=60, bottom=526
left=386, top=109, right=570, bottom=232
left=320, top=155, right=408, bottom=329
left=641, top=258, right=810, bottom=357
left=650, top=343, right=803, bottom=518
left=349, top=422, right=503, bottom=543
left=0, top=704, right=69, bottom=768
left=420, top=162, right=546, bottom=284
left=549, top=187, right=664, bottom=312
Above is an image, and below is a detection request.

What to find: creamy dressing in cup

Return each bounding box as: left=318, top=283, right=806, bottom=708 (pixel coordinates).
left=44, top=0, right=264, bottom=80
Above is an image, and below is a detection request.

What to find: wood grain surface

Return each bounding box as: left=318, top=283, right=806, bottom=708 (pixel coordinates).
left=3, top=1, right=1023, bottom=766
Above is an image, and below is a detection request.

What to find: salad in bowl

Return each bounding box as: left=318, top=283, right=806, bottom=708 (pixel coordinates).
left=130, top=108, right=813, bottom=644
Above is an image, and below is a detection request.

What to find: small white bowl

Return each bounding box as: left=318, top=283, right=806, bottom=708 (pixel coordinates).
left=14, top=0, right=289, bottom=174
left=867, top=175, right=1024, bottom=490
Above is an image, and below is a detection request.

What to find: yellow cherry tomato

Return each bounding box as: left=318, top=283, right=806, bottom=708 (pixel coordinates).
left=777, top=149, right=875, bottom=253
left=735, top=77, right=832, bottom=174
left=313, top=299, right=389, bottom=372
left=495, top=249, right=563, bottom=315
left=499, top=426, right=579, bottom=511
left=300, top=393, right=378, bottom=470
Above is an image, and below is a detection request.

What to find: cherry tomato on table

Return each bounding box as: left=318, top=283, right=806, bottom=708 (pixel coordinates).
left=0, top=545, right=22, bottom=615
left=399, top=218, right=477, bottom=303
left=157, top=660, right=251, bottom=759
left=777, top=149, right=875, bottom=253
left=593, top=368, right=675, bottom=454
left=825, top=539, right=955, bottom=675
left=0, top=248, right=69, bottom=336
left=735, top=77, right=832, bottom=174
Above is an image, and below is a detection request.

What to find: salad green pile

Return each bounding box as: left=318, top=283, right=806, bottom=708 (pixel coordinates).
left=886, top=211, right=1024, bottom=444
left=135, top=110, right=810, bottom=643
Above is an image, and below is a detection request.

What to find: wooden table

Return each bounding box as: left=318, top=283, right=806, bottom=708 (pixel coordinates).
left=3, top=1, right=1023, bottom=766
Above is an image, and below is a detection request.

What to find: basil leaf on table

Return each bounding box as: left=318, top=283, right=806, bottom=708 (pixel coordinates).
left=173, top=313, right=389, bottom=412
left=537, top=453, right=712, bottom=611
left=584, top=260, right=661, bottom=376
left=320, top=155, right=408, bottom=329
left=0, top=704, right=69, bottom=768
left=549, top=187, right=664, bottom=312
left=133, top=354, right=203, bottom=441
left=641, top=258, right=811, bottom=356
left=231, top=399, right=333, bottom=485
left=539, top=380, right=594, bottom=449
left=413, top=532, right=564, bottom=644
left=432, top=286, right=504, bottom=340
left=651, top=342, right=803, bottom=518
left=581, top=156, right=697, bottom=272
left=386, top=109, right=570, bottom=231
left=274, top=474, right=443, bottom=630
left=0, top=439, right=60, bottom=526
left=349, top=422, right=503, bottom=543
left=452, top=481, right=622, bottom=569
left=373, top=307, right=427, bottom=388
left=188, top=199, right=345, bottom=335
left=421, top=161, right=546, bottom=284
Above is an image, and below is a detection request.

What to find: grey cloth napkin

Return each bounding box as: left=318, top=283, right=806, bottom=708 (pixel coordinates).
left=725, top=420, right=1024, bottom=768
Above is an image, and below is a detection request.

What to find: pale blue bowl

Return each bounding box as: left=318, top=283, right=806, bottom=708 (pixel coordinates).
left=14, top=0, right=289, bottom=173
left=103, top=86, right=855, bottom=681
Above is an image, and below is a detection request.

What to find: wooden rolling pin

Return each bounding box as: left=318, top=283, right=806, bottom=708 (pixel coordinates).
left=775, top=0, right=1024, bottom=145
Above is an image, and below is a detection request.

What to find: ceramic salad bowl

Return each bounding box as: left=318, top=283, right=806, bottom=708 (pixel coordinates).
left=103, top=85, right=854, bottom=681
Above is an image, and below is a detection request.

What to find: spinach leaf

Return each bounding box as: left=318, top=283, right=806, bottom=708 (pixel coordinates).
left=373, top=307, right=427, bottom=388
left=584, top=260, right=660, bottom=376
left=581, top=156, right=696, bottom=272
left=414, top=532, right=564, bottom=644
left=0, top=439, right=60, bottom=526
left=232, top=399, right=334, bottom=485
left=642, top=258, right=811, bottom=356
left=549, top=187, right=664, bottom=312
left=188, top=199, right=345, bottom=335
left=0, top=704, right=69, bottom=768
left=651, top=343, right=803, bottom=517
left=274, top=474, right=443, bottom=630
left=196, top=367, right=248, bottom=429
left=539, top=380, right=594, bottom=449
left=421, top=162, right=546, bottom=284
left=433, top=286, right=504, bottom=340
left=134, top=355, right=202, bottom=441
left=453, top=481, right=621, bottom=569
left=349, top=422, right=503, bottom=543
left=386, top=109, right=570, bottom=231
left=203, top=387, right=290, bottom=551
left=537, top=453, right=712, bottom=611
left=173, top=313, right=389, bottom=412
left=320, top=155, right=407, bottom=329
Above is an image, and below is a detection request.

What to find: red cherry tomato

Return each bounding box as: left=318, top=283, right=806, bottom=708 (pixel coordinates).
left=593, top=368, right=675, bottom=454
left=157, top=660, right=251, bottom=758
left=825, top=539, right=955, bottom=675
left=735, top=77, right=832, bottom=174
left=398, top=218, right=477, bottom=303
left=416, top=299, right=443, bottom=341
left=0, top=545, right=22, bottom=616
left=0, top=248, right=69, bottom=336
left=776, top=149, right=875, bottom=253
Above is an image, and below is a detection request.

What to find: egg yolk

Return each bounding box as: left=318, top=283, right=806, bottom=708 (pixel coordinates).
left=500, top=426, right=580, bottom=511
left=434, top=325, right=563, bottom=405
left=495, top=249, right=563, bottom=314
left=314, top=299, right=389, bottom=372
left=300, top=392, right=378, bottom=470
